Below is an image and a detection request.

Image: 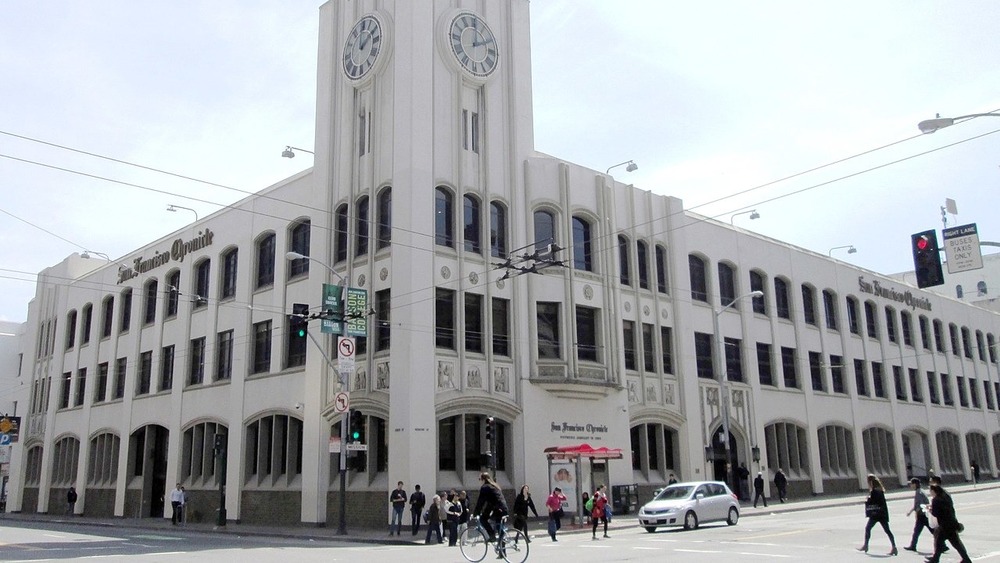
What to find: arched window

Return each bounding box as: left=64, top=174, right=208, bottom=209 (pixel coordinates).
left=193, top=259, right=211, bottom=308
left=377, top=187, right=392, bottom=249
left=689, top=255, right=707, bottom=302
left=533, top=210, right=555, bottom=252
left=571, top=216, right=593, bottom=271
left=288, top=220, right=311, bottom=278
left=65, top=310, right=78, bottom=349
left=334, top=204, right=349, bottom=263
left=356, top=195, right=370, bottom=257
left=977, top=281, right=988, bottom=296
left=718, top=263, right=736, bottom=307
left=749, top=270, right=767, bottom=315
left=435, top=187, right=455, bottom=248
left=956, top=285, right=963, bottom=299
left=244, top=414, right=304, bottom=485
left=490, top=201, right=507, bottom=258
left=618, top=235, right=631, bottom=286
left=817, top=424, right=856, bottom=477
left=463, top=194, right=482, bottom=253
left=255, top=233, right=275, bottom=289
left=119, top=288, right=133, bottom=332
left=636, top=240, right=650, bottom=289
left=100, top=296, right=115, bottom=338
left=81, top=304, right=93, bottom=344
left=220, top=248, right=238, bottom=299
left=800, top=284, right=815, bottom=325
left=654, top=245, right=668, bottom=294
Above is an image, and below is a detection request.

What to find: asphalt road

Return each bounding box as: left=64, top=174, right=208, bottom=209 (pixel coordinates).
left=2, top=488, right=999, bottom=562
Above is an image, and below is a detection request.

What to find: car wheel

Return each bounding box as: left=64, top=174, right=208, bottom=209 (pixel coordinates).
left=727, top=507, right=739, bottom=526
left=683, top=510, right=699, bottom=530
left=644, top=526, right=657, bottom=533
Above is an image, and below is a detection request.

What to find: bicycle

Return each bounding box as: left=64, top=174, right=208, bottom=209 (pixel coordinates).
left=459, top=514, right=529, bottom=563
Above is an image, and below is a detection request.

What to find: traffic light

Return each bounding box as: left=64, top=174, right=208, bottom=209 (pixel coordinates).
left=485, top=416, right=495, bottom=442
left=911, top=230, right=944, bottom=288
left=289, top=303, right=309, bottom=338
left=349, top=410, right=364, bottom=442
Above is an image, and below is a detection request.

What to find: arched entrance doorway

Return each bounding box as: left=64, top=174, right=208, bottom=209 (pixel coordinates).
left=707, top=426, right=741, bottom=494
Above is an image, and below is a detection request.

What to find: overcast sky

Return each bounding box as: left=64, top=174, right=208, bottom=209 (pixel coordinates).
left=1, top=1, right=998, bottom=322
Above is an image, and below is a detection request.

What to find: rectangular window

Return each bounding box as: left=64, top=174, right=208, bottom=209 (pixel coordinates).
left=375, top=289, right=391, bottom=352
left=95, top=362, right=108, bottom=403
left=464, top=293, right=484, bottom=353
left=115, top=358, right=127, bottom=401
left=438, top=416, right=456, bottom=471
left=872, top=361, right=885, bottom=398
left=60, top=372, right=71, bottom=409
left=893, top=365, right=906, bottom=401
left=927, top=372, right=940, bottom=404
left=941, top=373, right=953, bottom=405
left=780, top=347, right=798, bottom=388
left=660, top=326, right=674, bottom=374
left=934, top=321, right=945, bottom=352
left=252, top=321, right=271, bottom=374
left=919, top=317, right=931, bottom=349
left=137, top=351, right=152, bottom=395
left=358, top=111, right=367, bottom=156
left=757, top=343, right=773, bottom=386
left=575, top=306, right=598, bottom=362
left=809, top=351, right=824, bottom=392
left=435, top=288, right=456, bottom=350
left=957, top=376, right=968, bottom=407
left=642, top=324, right=655, bottom=372
left=188, top=337, right=206, bottom=386
left=984, top=380, right=995, bottom=410
left=160, top=345, right=175, bottom=391
left=830, top=354, right=845, bottom=393
left=724, top=337, right=743, bottom=382
left=216, top=330, right=233, bottom=381
left=969, top=378, right=980, bottom=409
left=885, top=309, right=897, bottom=343
left=471, top=111, right=480, bottom=154
left=74, top=368, right=87, bottom=406
left=901, top=313, right=913, bottom=346
left=623, top=321, right=637, bottom=371
left=536, top=302, right=561, bottom=359
left=695, top=332, right=714, bottom=379
left=492, top=298, right=510, bottom=357
left=854, top=359, right=868, bottom=396
left=908, top=368, right=922, bottom=402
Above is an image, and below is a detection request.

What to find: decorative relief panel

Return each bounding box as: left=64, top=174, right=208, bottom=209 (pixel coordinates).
left=537, top=365, right=566, bottom=379
left=375, top=361, right=390, bottom=390
left=492, top=366, right=510, bottom=395
left=661, top=309, right=669, bottom=320
left=354, top=367, right=368, bottom=391
left=469, top=272, right=479, bottom=285
left=583, top=285, right=594, bottom=300
left=627, top=378, right=640, bottom=403
left=441, top=266, right=451, bottom=280
left=732, top=388, right=744, bottom=408
left=623, top=301, right=631, bottom=312
left=466, top=365, right=483, bottom=389
left=578, top=367, right=605, bottom=380
left=357, top=273, right=366, bottom=287
left=437, top=360, right=457, bottom=390
left=663, top=382, right=675, bottom=405
left=643, top=305, right=650, bottom=317
left=705, top=387, right=719, bottom=406
left=644, top=382, right=658, bottom=403
left=496, top=279, right=505, bottom=290
left=379, top=267, right=389, bottom=281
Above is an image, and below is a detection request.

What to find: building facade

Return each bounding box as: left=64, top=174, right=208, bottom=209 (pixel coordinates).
left=7, top=0, right=1000, bottom=526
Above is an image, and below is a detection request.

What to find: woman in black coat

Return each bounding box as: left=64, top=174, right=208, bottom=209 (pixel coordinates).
left=512, top=485, right=539, bottom=543
left=858, top=474, right=897, bottom=556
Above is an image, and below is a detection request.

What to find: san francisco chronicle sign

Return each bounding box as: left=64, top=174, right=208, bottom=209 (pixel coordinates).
left=117, top=229, right=215, bottom=284
left=858, top=276, right=932, bottom=311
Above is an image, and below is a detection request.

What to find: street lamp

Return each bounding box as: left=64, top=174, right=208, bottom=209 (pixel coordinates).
left=917, top=112, right=1000, bottom=134
left=712, top=290, right=764, bottom=491
left=282, top=146, right=315, bottom=158
left=605, top=160, right=638, bottom=174
left=828, top=245, right=857, bottom=257
left=166, top=204, right=198, bottom=221
left=284, top=251, right=350, bottom=535
left=730, top=209, right=760, bottom=225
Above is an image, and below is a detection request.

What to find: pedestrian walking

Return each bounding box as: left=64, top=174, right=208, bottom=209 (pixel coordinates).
left=425, top=494, right=442, bottom=544
left=773, top=468, right=788, bottom=503
left=512, top=484, right=539, bottom=543
left=857, top=474, right=898, bottom=556
left=902, top=478, right=931, bottom=552
left=667, top=473, right=678, bottom=485
left=438, top=490, right=449, bottom=542
left=753, top=471, right=768, bottom=508
left=545, top=486, right=567, bottom=541
left=169, top=483, right=185, bottom=525
left=409, top=484, right=426, bottom=535
left=457, top=490, right=471, bottom=538
left=925, top=484, right=972, bottom=563
left=389, top=481, right=407, bottom=536
left=590, top=484, right=609, bottom=540
left=737, top=463, right=751, bottom=501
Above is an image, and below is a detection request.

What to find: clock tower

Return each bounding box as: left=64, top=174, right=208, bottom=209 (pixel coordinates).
left=303, top=0, right=538, bottom=524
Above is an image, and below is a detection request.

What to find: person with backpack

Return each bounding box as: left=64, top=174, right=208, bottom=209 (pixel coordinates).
left=473, top=472, right=508, bottom=542
left=590, top=484, right=609, bottom=540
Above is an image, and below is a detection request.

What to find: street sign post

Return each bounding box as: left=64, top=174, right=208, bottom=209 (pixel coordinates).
left=334, top=391, right=350, bottom=413
left=943, top=223, right=984, bottom=274
left=346, top=442, right=368, bottom=451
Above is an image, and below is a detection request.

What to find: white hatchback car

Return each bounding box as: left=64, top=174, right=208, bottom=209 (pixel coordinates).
left=637, top=481, right=740, bottom=532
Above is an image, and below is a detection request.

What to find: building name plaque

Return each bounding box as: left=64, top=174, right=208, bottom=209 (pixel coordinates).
left=550, top=421, right=609, bottom=434
left=858, top=276, right=932, bottom=311
left=118, top=229, right=215, bottom=284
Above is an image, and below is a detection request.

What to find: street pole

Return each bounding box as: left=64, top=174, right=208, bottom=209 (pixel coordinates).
left=338, top=376, right=349, bottom=535
left=214, top=434, right=227, bottom=527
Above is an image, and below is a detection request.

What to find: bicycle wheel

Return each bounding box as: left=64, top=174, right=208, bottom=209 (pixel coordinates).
left=501, top=529, right=529, bottom=563
left=459, top=526, right=489, bottom=562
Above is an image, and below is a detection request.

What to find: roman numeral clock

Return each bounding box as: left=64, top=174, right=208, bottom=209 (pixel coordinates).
left=447, top=11, right=499, bottom=78
left=343, top=14, right=386, bottom=81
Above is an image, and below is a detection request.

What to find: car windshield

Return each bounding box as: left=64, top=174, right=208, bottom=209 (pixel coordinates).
left=655, top=485, right=693, bottom=500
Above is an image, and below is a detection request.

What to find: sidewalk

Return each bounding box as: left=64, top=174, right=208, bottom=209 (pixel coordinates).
left=3, top=480, right=996, bottom=545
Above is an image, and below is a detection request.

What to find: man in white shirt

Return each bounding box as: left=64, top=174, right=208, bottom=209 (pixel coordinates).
left=169, top=483, right=185, bottom=525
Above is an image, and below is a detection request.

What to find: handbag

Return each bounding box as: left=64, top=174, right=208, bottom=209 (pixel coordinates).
left=865, top=504, right=884, bottom=519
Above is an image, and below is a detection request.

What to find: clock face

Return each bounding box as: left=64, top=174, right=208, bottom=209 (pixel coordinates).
left=449, top=12, right=499, bottom=78
left=343, top=15, right=383, bottom=80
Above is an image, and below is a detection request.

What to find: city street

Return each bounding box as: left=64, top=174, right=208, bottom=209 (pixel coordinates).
left=2, top=487, right=999, bottom=562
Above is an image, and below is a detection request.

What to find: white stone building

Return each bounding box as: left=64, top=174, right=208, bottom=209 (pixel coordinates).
left=6, top=0, right=1000, bottom=526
